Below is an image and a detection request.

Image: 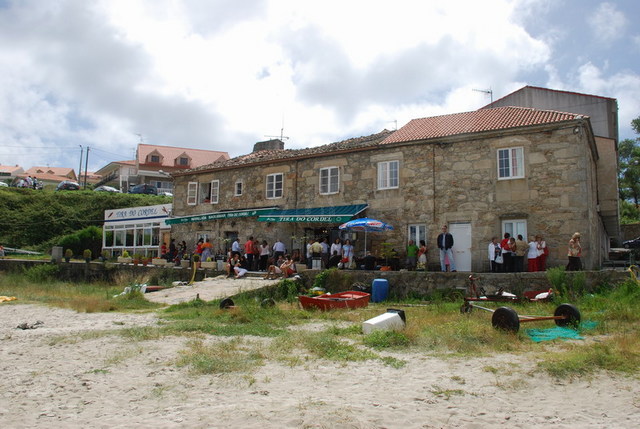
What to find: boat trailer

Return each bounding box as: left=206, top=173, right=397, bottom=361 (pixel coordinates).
left=460, top=275, right=580, bottom=332
left=462, top=301, right=581, bottom=333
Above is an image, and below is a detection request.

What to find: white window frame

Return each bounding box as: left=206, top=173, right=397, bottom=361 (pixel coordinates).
left=319, top=166, right=339, bottom=195
left=187, top=182, right=198, bottom=206
left=502, top=219, right=527, bottom=241
left=408, top=224, right=426, bottom=245
left=234, top=180, right=243, bottom=196
left=266, top=173, right=283, bottom=199
left=210, top=180, right=219, bottom=204
left=497, top=147, right=524, bottom=179
left=377, top=160, right=399, bottom=190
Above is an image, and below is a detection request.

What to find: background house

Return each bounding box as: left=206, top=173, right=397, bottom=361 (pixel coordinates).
left=0, top=165, right=24, bottom=184
left=12, top=166, right=80, bottom=188
left=168, top=104, right=615, bottom=271
left=95, top=144, right=229, bottom=193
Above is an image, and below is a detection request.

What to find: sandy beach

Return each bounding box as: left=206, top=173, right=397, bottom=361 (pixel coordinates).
left=1, top=278, right=639, bottom=428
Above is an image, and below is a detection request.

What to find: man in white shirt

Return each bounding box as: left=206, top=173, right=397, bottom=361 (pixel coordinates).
left=231, top=238, right=241, bottom=256
left=273, top=239, right=286, bottom=260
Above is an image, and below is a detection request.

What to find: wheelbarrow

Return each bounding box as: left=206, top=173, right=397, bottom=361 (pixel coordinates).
left=462, top=301, right=581, bottom=333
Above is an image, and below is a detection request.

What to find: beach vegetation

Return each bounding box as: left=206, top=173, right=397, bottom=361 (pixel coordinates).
left=2, top=269, right=640, bottom=378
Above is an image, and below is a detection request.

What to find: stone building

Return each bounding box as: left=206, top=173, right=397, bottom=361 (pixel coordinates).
left=484, top=86, right=620, bottom=244
left=169, top=105, right=614, bottom=271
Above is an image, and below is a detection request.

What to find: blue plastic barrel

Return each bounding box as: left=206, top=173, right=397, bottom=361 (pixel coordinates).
left=371, top=279, right=389, bottom=303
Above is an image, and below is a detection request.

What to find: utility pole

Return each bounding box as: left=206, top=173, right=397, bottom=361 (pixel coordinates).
left=83, top=146, right=90, bottom=189
left=78, top=145, right=83, bottom=182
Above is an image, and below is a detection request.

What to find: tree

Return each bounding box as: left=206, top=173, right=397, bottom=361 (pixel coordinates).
left=618, top=116, right=640, bottom=207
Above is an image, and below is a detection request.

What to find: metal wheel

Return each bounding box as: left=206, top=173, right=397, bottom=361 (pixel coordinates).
left=491, top=307, right=520, bottom=332
left=219, top=298, right=235, bottom=309
left=260, top=298, right=276, bottom=308
left=554, top=303, right=581, bottom=328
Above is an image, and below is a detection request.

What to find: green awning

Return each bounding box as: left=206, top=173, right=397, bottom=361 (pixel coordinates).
left=166, top=207, right=277, bottom=225
left=257, top=204, right=368, bottom=223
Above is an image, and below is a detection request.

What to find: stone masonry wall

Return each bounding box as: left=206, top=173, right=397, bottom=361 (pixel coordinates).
left=172, top=123, right=603, bottom=270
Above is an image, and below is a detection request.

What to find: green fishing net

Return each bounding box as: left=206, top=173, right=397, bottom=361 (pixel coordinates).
left=526, top=321, right=598, bottom=343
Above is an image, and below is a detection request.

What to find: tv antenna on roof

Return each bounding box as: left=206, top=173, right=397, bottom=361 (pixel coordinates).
left=264, top=128, right=289, bottom=141
left=473, top=87, right=493, bottom=103
left=135, top=133, right=144, bottom=144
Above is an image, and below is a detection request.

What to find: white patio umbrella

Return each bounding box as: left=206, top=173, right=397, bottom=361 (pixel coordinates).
left=338, top=218, right=394, bottom=254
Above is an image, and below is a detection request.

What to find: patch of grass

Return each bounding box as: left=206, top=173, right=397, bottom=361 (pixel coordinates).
left=0, top=272, right=162, bottom=312
left=104, top=345, right=145, bottom=366
left=176, top=338, right=265, bottom=374
left=161, top=298, right=307, bottom=337
left=379, top=356, right=407, bottom=368
left=119, top=326, right=167, bottom=341
left=363, top=330, right=410, bottom=350
left=538, top=333, right=640, bottom=378
left=302, top=332, right=376, bottom=361
left=430, top=385, right=465, bottom=400
left=272, top=328, right=378, bottom=363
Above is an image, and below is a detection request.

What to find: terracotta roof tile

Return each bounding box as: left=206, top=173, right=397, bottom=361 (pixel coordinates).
left=25, top=166, right=75, bottom=177
left=0, top=165, right=24, bottom=174
left=184, top=130, right=394, bottom=173
left=382, top=106, right=583, bottom=144
left=137, top=144, right=229, bottom=168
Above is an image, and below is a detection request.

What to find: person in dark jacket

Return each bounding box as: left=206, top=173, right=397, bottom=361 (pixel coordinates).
left=436, top=225, right=456, bottom=272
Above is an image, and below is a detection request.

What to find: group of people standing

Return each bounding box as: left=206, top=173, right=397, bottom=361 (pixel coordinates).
left=307, top=237, right=355, bottom=270
left=488, top=233, right=548, bottom=273
left=230, top=236, right=288, bottom=272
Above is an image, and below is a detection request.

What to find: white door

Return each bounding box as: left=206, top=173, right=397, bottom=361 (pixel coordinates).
left=449, top=222, right=472, bottom=272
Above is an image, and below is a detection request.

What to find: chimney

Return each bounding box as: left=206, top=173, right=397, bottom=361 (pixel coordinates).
left=253, top=139, right=284, bottom=153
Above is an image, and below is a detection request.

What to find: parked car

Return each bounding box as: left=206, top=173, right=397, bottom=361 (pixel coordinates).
left=622, top=237, right=640, bottom=249
left=129, top=183, right=158, bottom=195
left=56, top=180, right=80, bottom=191
left=93, top=185, right=121, bottom=193
left=0, top=182, right=8, bottom=187
left=159, top=191, right=173, bottom=197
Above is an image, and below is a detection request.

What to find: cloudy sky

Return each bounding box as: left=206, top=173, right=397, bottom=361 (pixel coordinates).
left=1, top=0, right=639, bottom=173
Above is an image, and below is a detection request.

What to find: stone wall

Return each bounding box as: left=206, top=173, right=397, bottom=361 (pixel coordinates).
left=1, top=260, right=628, bottom=301
left=297, top=269, right=629, bottom=300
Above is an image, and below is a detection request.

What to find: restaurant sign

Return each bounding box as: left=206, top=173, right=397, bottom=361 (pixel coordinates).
left=165, top=208, right=275, bottom=225
left=258, top=215, right=354, bottom=223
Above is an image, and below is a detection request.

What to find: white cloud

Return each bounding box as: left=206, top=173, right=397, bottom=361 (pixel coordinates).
left=588, top=2, right=627, bottom=44
left=0, top=0, right=636, bottom=171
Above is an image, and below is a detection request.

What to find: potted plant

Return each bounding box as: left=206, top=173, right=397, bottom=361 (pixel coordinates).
left=117, top=250, right=132, bottom=264
left=379, top=242, right=397, bottom=271
left=180, top=254, right=191, bottom=268
left=152, top=255, right=166, bottom=266
left=83, top=249, right=92, bottom=263
left=141, top=256, right=149, bottom=266
left=200, top=256, right=216, bottom=269
left=100, top=250, right=110, bottom=263
left=64, top=249, right=73, bottom=263
left=132, top=253, right=143, bottom=266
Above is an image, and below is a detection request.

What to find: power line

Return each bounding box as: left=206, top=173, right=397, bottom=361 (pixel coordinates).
left=0, top=145, right=78, bottom=149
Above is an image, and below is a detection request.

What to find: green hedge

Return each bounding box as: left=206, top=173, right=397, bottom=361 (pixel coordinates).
left=0, top=188, right=170, bottom=250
